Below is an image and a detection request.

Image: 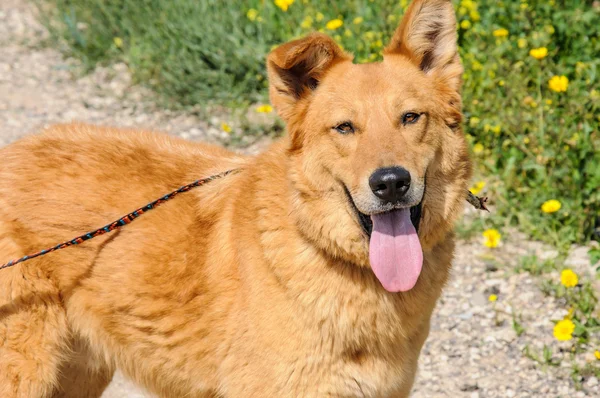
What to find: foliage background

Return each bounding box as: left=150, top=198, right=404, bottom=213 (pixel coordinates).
left=42, top=0, right=600, bottom=248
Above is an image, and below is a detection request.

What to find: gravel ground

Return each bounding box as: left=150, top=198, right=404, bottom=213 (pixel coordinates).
left=1, top=2, right=598, bottom=397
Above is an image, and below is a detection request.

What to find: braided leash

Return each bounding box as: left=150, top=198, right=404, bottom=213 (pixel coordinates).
left=0, top=169, right=240, bottom=271
left=0, top=167, right=487, bottom=272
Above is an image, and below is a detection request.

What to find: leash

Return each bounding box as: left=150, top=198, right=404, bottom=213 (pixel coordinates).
left=0, top=166, right=487, bottom=272
left=0, top=169, right=240, bottom=271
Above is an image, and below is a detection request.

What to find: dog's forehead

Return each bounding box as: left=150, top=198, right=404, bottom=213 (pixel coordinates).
left=320, top=59, right=430, bottom=105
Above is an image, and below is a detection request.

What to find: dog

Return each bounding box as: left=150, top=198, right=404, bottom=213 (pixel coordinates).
left=0, top=0, right=471, bottom=396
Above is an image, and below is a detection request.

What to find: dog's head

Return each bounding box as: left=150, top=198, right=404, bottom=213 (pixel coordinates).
left=266, top=0, right=472, bottom=292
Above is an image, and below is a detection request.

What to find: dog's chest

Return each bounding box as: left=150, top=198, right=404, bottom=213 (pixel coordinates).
left=282, top=343, right=416, bottom=398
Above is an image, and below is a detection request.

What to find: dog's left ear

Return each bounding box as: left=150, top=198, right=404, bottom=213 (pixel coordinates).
left=385, top=0, right=461, bottom=90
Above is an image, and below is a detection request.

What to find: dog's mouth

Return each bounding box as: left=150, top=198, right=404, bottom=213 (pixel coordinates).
left=343, top=186, right=422, bottom=238
left=342, top=185, right=424, bottom=292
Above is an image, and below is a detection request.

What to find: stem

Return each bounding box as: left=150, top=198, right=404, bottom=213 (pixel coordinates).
left=537, top=68, right=546, bottom=148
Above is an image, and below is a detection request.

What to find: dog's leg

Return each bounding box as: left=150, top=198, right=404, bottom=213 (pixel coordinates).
left=52, top=336, right=114, bottom=398
left=392, top=319, right=432, bottom=398
left=0, top=229, right=70, bottom=397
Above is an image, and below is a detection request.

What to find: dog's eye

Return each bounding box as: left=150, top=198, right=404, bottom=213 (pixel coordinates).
left=402, top=112, right=421, bottom=125
left=334, top=122, right=355, bottom=134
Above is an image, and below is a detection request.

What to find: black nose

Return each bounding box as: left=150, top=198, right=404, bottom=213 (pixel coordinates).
left=369, top=167, right=411, bottom=203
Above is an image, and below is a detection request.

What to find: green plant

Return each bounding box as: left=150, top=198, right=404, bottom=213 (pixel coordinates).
left=523, top=344, right=561, bottom=367
left=42, top=0, right=600, bottom=246
left=512, top=313, right=526, bottom=337
left=515, top=254, right=560, bottom=275
left=589, top=247, right=600, bottom=273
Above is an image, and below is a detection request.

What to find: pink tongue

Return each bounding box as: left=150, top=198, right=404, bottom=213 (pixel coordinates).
left=369, top=209, right=423, bottom=292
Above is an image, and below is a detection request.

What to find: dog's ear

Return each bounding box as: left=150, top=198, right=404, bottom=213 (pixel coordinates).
left=385, top=0, right=461, bottom=89
left=267, top=33, right=350, bottom=121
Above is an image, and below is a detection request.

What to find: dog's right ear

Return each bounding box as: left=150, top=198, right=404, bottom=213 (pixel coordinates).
left=267, top=33, right=350, bottom=121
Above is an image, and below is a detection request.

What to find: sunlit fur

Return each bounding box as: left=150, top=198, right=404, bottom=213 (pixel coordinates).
left=0, top=1, right=471, bottom=397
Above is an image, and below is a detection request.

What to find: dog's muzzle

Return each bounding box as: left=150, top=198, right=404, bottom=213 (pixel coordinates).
left=344, top=186, right=423, bottom=238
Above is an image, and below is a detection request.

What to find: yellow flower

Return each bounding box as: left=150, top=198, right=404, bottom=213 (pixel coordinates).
left=470, top=181, right=486, bottom=195
left=529, top=47, right=548, bottom=60
left=560, top=269, right=578, bottom=288
left=493, top=28, right=509, bottom=38
left=363, top=31, right=375, bottom=40
left=300, top=16, right=313, bottom=29
left=482, top=229, right=501, bottom=248
left=488, top=294, right=498, bottom=302
left=541, top=199, right=561, bottom=213
left=461, top=0, right=476, bottom=10
left=523, top=96, right=535, bottom=106
left=353, top=16, right=364, bottom=25
left=326, top=19, right=343, bottom=30
left=460, top=20, right=472, bottom=30
left=274, top=0, right=294, bottom=12
left=344, top=29, right=352, bottom=38
left=246, top=9, right=258, bottom=21
left=473, top=143, right=484, bottom=154
left=221, top=122, right=232, bottom=133
left=548, top=75, right=569, bottom=92
left=553, top=319, right=575, bottom=341
left=256, top=104, right=273, bottom=113
left=470, top=10, right=481, bottom=21
left=523, top=137, right=530, bottom=144
left=113, top=37, right=123, bottom=48
left=316, top=12, right=324, bottom=22
left=595, top=350, right=600, bottom=360
left=469, top=116, right=480, bottom=127
left=517, top=38, right=527, bottom=49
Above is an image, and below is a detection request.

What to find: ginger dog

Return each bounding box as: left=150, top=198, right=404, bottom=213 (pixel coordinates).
left=0, top=0, right=471, bottom=396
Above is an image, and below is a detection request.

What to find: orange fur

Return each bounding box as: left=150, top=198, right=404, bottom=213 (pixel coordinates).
left=0, top=1, right=471, bottom=396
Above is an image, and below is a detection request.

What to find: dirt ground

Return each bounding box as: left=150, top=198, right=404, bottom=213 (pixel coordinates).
left=1, top=1, right=598, bottom=397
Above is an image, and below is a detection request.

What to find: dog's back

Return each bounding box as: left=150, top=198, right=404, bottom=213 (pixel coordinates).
left=0, top=123, right=247, bottom=397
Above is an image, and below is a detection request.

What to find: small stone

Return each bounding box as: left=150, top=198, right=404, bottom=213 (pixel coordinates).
left=585, top=376, right=598, bottom=388
left=458, top=311, right=473, bottom=320
left=460, top=383, right=479, bottom=392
